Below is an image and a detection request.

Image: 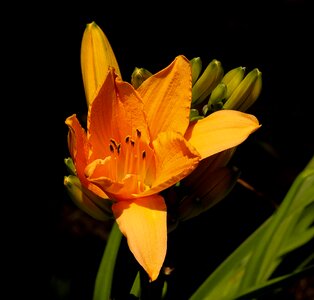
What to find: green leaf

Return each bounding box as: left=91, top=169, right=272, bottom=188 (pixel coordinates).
left=189, top=155, right=314, bottom=300
left=130, top=271, right=141, bottom=297
left=93, top=222, right=122, bottom=300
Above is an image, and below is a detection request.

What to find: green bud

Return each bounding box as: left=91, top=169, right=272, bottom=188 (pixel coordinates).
left=237, top=69, right=262, bottom=111
left=178, top=166, right=240, bottom=221
left=131, top=67, right=153, bottom=89
left=190, top=108, right=204, bottom=122
left=190, top=57, right=202, bottom=85
left=223, top=68, right=262, bottom=111
left=207, top=82, right=227, bottom=113
left=64, top=175, right=113, bottom=221
left=64, top=157, right=76, bottom=175
left=202, top=104, right=209, bottom=116
left=192, top=59, right=224, bottom=106
left=221, top=66, right=246, bottom=99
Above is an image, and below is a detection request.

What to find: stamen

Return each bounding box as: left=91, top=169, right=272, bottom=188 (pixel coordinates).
left=142, top=150, right=146, bottom=159
left=109, top=144, right=114, bottom=153
left=125, top=136, right=130, bottom=143
left=130, top=139, right=135, bottom=147
left=136, top=128, right=141, bottom=138
left=110, top=138, right=118, bottom=148
left=117, top=144, right=121, bottom=155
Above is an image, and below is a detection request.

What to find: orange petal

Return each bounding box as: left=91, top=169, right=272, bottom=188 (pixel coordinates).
left=65, top=115, right=108, bottom=198
left=112, top=195, right=167, bottom=282
left=81, top=21, right=121, bottom=105
left=85, top=158, right=124, bottom=194
left=65, top=114, right=89, bottom=185
left=138, top=131, right=200, bottom=197
left=88, top=70, right=149, bottom=161
left=137, top=55, right=192, bottom=140
left=185, top=110, right=261, bottom=159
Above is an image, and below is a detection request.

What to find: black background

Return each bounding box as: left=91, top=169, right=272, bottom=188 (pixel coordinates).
left=11, top=0, right=313, bottom=299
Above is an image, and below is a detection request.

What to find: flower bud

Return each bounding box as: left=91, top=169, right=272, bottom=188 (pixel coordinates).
left=223, top=68, right=262, bottom=111
left=190, top=108, right=204, bottom=122
left=190, top=57, right=202, bottom=85
left=131, top=67, right=153, bottom=89
left=206, top=82, right=227, bottom=113
left=64, top=157, right=76, bottom=175
left=192, top=59, right=224, bottom=106
left=64, top=175, right=113, bottom=221
left=81, top=21, right=121, bottom=106
left=221, top=66, right=246, bottom=99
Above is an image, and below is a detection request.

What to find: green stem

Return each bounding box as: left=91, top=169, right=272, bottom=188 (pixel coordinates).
left=93, top=222, right=122, bottom=300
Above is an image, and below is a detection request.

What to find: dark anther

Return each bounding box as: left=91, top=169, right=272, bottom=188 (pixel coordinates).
left=125, top=136, right=130, bottom=143
left=130, top=140, right=135, bottom=147
left=142, top=150, right=146, bottom=159
left=136, top=128, right=141, bottom=138
left=110, top=138, right=118, bottom=148
left=109, top=144, right=114, bottom=153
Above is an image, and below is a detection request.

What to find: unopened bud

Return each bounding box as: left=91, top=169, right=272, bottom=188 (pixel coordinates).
left=190, top=108, right=204, bottom=122
left=81, top=21, right=121, bottom=106
left=192, top=59, right=224, bottom=106
left=190, top=57, right=202, bottom=85
left=221, top=66, right=246, bottom=99
left=223, top=68, right=262, bottom=111
left=64, top=157, right=76, bottom=175
left=207, top=83, right=227, bottom=113
left=131, top=67, right=153, bottom=89
left=64, top=175, right=113, bottom=221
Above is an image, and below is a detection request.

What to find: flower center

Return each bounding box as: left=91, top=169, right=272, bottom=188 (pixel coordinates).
left=108, top=128, right=154, bottom=193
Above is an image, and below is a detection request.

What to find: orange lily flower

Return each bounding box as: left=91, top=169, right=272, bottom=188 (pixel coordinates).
left=65, top=54, right=260, bottom=282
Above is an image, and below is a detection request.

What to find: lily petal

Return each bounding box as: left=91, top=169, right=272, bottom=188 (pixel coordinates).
left=112, top=195, right=167, bottom=282
left=185, top=110, right=261, bottom=159
left=137, top=55, right=192, bottom=140
left=81, top=21, right=121, bottom=105
left=138, top=131, right=200, bottom=197
left=65, top=114, right=89, bottom=185
left=85, top=158, right=124, bottom=194
left=88, top=70, right=150, bottom=161
left=65, top=115, right=111, bottom=198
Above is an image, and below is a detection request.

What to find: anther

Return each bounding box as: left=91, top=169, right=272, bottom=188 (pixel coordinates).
left=110, top=138, right=118, bottom=148
left=136, top=129, right=141, bottom=138
left=125, top=136, right=130, bottom=143
left=142, top=150, right=146, bottom=159
left=117, top=144, right=121, bottom=154
left=130, top=140, right=135, bottom=147
left=109, top=144, right=114, bottom=153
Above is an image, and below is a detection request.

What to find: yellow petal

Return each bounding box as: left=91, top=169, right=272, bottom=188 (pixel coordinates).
left=112, top=195, right=167, bottom=281
left=81, top=21, right=121, bottom=105
left=137, top=55, right=192, bottom=140
left=184, top=110, right=261, bottom=159
left=138, top=131, right=200, bottom=197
